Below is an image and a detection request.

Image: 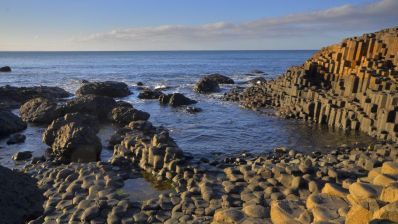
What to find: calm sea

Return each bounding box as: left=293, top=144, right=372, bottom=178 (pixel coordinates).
left=0, top=51, right=373, bottom=167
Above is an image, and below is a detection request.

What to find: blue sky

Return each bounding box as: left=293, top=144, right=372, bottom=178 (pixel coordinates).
left=0, top=0, right=396, bottom=50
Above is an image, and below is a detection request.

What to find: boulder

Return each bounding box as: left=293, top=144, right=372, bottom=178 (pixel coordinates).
left=213, top=208, right=244, bottom=224
left=7, top=133, right=26, bottom=145
left=12, top=151, right=32, bottom=160
left=159, top=93, right=197, bottom=107
left=0, top=110, right=27, bottom=137
left=203, top=74, right=234, bottom=84
left=43, top=113, right=99, bottom=146
left=185, top=106, right=202, bottom=113
left=108, top=106, right=150, bottom=125
left=372, top=201, right=398, bottom=223
left=379, top=183, right=398, bottom=203
left=248, top=77, right=267, bottom=85
left=0, top=85, right=70, bottom=109
left=270, top=200, right=305, bottom=224
left=381, top=162, right=398, bottom=175
left=43, top=113, right=101, bottom=162
left=59, top=95, right=116, bottom=120
left=19, top=97, right=58, bottom=124
left=76, top=81, right=131, bottom=97
left=138, top=89, right=163, bottom=99
left=0, top=66, right=11, bottom=72
left=194, top=78, right=220, bottom=93
left=349, top=182, right=382, bottom=200
left=48, top=122, right=101, bottom=163
left=0, top=165, right=44, bottom=223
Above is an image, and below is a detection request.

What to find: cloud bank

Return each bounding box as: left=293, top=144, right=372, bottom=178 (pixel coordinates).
left=73, top=0, right=398, bottom=50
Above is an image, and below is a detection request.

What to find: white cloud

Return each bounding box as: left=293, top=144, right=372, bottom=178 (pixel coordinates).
left=72, top=0, right=398, bottom=50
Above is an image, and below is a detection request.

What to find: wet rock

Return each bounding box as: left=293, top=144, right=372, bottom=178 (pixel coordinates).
left=59, top=95, right=116, bottom=120
left=0, top=110, right=27, bottom=137
left=12, top=151, right=32, bottom=160
left=76, top=81, right=131, bottom=97
left=7, top=133, right=26, bottom=144
left=19, top=97, right=59, bottom=124
left=202, top=74, right=234, bottom=84
left=194, top=78, right=220, bottom=93
left=0, top=165, right=44, bottom=223
left=138, top=89, right=163, bottom=99
left=159, top=93, right=197, bottom=107
left=248, top=77, right=267, bottom=85
left=43, top=113, right=101, bottom=162
left=185, top=106, right=202, bottom=113
left=137, top=82, right=144, bottom=86
left=0, top=85, right=70, bottom=109
left=0, top=66, right=11, bottom=72
left=108, top=106, right=150, bottom=125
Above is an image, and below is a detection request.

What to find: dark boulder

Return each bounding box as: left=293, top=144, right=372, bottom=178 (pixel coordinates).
left=138, top=89, right=163, bottom=99
left=115, top=100, right=133, bottom=108
left=12, top=151, right=32, bottom=160
left=0, top=110, right=27, bottom=137
left=7, top=133, right=26, bottom=145
left=159, top=93, right=197, bottom=107
left=43, top=113, right=101, bottom=163
left=0, top=85, right=71, bottom=110
left=108, top=106, right=150, bottom=125
left=0, top=165, right=44, bottom=223
left=137, top=82, right=144, bottom=86
left=59, top=95, right=116, bottom=120
left=0, top=66, right=11, bottom=72
left=19, top=97, right=58, bottom=124
left=76, top=81, right=131, bottom=98
left=204, top=73, right=234, bottom=84
left=194, top=78, right=220, bottom=93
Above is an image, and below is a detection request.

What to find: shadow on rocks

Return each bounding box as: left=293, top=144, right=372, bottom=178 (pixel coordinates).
left=0, top=165, right=44, bottom=224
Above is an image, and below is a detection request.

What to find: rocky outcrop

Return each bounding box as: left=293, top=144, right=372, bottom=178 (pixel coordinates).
left=12, top=151, right=32, bottom=160
left=159, top=93, right=197, bottom=107
left=76, top=81, right=131, bottom=98
left=0, top=110, right=27, bottom=137
left=0, top=66, right=11, bottom=72
left=202, top=74, right=234, bottom=84
left=43, top=113, right=101, bottom=163
left=0, top=85, right=70, bottom=110
left=194, top=78, right=220, bottom=93
left=225, top=27, right=398, bottom=141
left=108, top=106, right=150, bottom=126
left=0, top=165, right=44, bottom=223
left=19, top=97, right=58, bottom=124
left=59, top=95, right=116, bottom=120
left=138, top=89, right=163, bottom=99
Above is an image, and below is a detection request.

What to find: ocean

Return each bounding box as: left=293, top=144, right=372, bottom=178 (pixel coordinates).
left=0, top=51, right=373, bottom=167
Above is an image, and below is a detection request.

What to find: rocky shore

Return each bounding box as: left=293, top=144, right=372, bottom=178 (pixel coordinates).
left=0, top=27, right=397, bottom=224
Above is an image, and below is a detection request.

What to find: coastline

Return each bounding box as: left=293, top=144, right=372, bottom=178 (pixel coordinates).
left=0, top=27, right=397, bottom=223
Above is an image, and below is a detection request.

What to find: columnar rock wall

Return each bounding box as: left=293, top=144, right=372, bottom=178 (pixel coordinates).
left=226, top=27, right=398, bottom=141
left=111, top=121, right=187, bottom=181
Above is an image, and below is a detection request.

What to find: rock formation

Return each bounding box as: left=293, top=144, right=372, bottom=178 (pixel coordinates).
left=76, top=81, right=131, bottom=98
left=225, top=27, right=398, bottom=141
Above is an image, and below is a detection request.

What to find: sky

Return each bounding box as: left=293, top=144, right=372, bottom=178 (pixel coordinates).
left=0, top=0, right=397, bottom=51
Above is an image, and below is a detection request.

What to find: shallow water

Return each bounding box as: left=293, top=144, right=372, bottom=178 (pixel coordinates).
left=0, top=51, right=375, bottom=168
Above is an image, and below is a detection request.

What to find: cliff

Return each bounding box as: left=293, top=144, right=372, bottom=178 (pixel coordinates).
left=226, top=27, right=398, bottom=141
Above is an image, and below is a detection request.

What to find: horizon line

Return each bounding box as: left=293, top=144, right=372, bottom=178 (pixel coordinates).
left=0, top=49, right=318, bottom=53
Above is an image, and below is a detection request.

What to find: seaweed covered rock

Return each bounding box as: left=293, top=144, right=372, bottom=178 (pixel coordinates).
left=19, top=97, right=58, bottom=124
left=43, top=113, right=101, bottom=162
left=0, top=165, right=44, bottom=223
left=76, top=81, right=131, bottom=97
left=0, top=110, right=27, bottom=137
